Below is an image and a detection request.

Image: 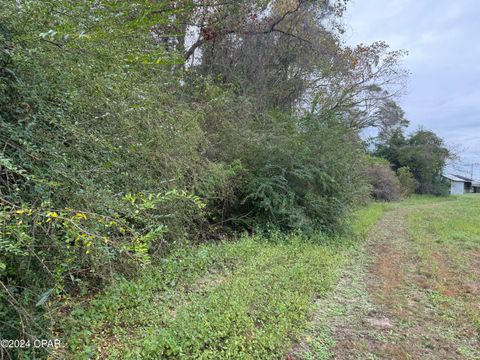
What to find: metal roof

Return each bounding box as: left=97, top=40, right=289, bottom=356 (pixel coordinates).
left=443, top=174, right=473, bottom=182
left=452, top=174, right=474, bottom=182
left=443, top=174, right=480, bottom=186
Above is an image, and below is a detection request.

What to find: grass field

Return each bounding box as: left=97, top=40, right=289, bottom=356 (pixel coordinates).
left=55, top=196, right=480, bottom=359
left=407, top=195, right=480, bottom=355
left=296, top=195, right=480, bottom=359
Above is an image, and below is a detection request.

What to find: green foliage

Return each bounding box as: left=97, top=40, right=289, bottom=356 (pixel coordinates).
left=396, top=166, right=419, bottom=196
left=399, top=131, right=451, bottom=194
left=375, top=129, right=451, bottom=194
left=374, top=128, right=407, bottom=169
left=186, top=81, right=370, bottom=234
left=0, top=190, right=204, bottom=354
left=194, top=160, right=247, bottom=231
left=60, top=202, right=385, bottom=359
left=0, top=0, right=389, bottom=356
left=364, top=155, right=392, bottom=166
left=1, top=1, right=207, bottom=346
left=235, top=114, right=370, bottom=234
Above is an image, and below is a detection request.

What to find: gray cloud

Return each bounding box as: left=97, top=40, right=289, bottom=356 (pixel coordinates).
left=345, top=0, right=480, bottom=168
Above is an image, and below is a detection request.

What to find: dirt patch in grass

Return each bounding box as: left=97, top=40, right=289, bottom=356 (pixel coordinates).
left=330, top=209, right=417, bottom=359
left=294, top=202, right=480, bottom=360
left=365, top=210, right=412, bottom=310
left=429, top=251, right=459, bottom=297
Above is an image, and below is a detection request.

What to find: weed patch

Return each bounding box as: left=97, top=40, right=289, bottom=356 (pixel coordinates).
left=57, top=203, right=386, bottom=359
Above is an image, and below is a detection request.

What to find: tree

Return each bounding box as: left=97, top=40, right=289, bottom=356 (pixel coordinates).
left=307, top=42, right=408, bottom=131
left=184, top=0, right=409, bottom=128
left=398, top=130, right=451, bottom=194
left=185, top=0, right=348, bottom=111
left=374, top=100, right=409, bottom=141
left=374, top=129, right=451, bottom=194
left=375, top=128, right=407, bottom=169
left=182, top=0, right=346, bottom=61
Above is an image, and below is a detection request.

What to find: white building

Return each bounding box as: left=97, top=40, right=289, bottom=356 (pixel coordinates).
left=443, top=174, right=480, bottom=195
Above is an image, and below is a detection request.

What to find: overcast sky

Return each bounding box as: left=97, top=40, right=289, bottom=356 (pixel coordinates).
left=345, top=0, right=480, bottom=177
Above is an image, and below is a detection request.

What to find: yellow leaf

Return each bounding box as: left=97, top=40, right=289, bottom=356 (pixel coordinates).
left=75, top=212, right=87, bottom=220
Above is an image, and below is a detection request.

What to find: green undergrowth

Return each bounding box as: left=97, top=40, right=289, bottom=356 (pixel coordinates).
left=57, top=203, right=387, bottom=359
left=348, top=202, right=388, bottom=239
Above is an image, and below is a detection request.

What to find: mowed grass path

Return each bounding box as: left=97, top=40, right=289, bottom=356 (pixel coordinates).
left=295, top=195, right=480, bottom=359
left=58, top=205, right=385, bottom=359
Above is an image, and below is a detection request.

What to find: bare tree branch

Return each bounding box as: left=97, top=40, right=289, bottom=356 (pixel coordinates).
left=184, top=0, right=307, bottom=60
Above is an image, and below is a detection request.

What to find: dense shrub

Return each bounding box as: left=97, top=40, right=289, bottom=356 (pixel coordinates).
left=0, top=2, right=209, bottom=348
left=365, top=164, right=402, bottom=201
left=187, top=83, right=371, bottom=234
left=0, top=2, right=372, bottom=351
left=397, top=166, right=419, bottom=196
left=235, top=114, right=370, bottom=234
left=428, top=176, right=451, bottom=196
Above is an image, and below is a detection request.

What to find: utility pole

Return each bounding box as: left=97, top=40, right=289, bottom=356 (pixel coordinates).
left=469, top=163, right=480, bottom=180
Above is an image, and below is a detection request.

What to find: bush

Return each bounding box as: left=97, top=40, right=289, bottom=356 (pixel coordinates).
left=233, top=114, right=370, bottom=235
left=0, top=2, right=210, bottom=350
left=365, top=164, right=402, bottom=201
left=397, top=167, right=419, bottom=196
left=0, top=1, right=375, bottom=354
left=429, top=176, right=451, bottom=196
